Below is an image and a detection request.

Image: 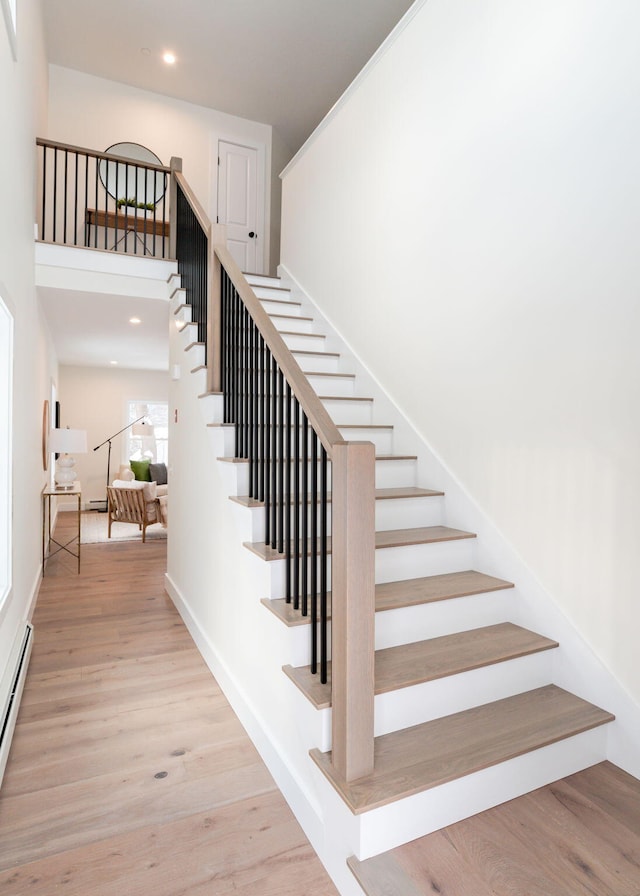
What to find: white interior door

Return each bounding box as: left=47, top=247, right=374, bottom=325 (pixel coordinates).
left=217, top=140, right=261, bottom=274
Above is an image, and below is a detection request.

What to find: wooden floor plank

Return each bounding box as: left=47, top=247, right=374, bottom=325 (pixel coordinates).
left=0, top=520, right=338, bottom=894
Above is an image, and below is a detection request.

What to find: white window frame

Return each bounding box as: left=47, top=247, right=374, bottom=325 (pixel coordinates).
left=124, top=400, right=168, bottom=466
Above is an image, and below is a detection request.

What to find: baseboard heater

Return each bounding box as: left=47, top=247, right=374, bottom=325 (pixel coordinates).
left=89, top=499, right=107, bottom=513
left=0, top=622, right=33, bottom=789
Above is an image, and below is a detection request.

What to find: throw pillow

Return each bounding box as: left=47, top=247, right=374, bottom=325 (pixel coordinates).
left=130, top=458, right=151, bottom=481
left=149, top=462, right=168, bottom=485
left=113, top=479, right=157, bottom=504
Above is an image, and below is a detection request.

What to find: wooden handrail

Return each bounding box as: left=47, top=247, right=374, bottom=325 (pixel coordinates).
left=36, top=137, right=172, bottom=172
left=213, top=243, right=346, bottom=456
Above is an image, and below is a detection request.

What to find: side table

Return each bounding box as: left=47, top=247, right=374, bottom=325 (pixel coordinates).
left=42, top=482, right=82, bottom=574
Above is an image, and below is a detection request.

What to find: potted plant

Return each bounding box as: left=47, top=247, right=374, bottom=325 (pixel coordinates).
left=116, top=197, right=156, bottom=215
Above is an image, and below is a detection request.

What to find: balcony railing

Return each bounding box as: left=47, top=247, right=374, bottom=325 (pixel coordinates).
left=36, top=138, right=172, bottom=258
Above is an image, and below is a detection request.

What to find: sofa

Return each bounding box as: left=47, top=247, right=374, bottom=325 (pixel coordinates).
left=114, top=460, right=168, bottom=527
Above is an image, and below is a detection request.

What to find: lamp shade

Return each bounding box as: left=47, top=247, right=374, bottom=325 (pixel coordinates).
left=49, top=428, right=87, bottom=454
left=132, top=422, right=155, bottom=437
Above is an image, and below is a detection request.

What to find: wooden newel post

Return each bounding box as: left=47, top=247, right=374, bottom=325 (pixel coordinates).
left=168, top=157, right=182, bottom=260
left=208, top=225, right=227, bottom=394
left=331, top=440, right=376, bottom=782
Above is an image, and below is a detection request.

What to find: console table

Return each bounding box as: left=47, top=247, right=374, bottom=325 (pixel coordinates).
left=85, top=208, right=170, bottom=255
left=42, top=483, right=82, bottom=574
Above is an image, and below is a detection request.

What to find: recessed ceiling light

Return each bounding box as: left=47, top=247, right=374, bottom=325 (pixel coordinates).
left=129, top=317, right=142, bottom=325
left=163, top=51, right=176, bottom=65
left=110, top=360, right=119, bottom=365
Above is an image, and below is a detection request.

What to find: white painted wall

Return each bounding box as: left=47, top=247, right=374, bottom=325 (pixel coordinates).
left=58, top=365, right=168, bottom=504
left=0, top=0, right=55, bottom=684
left=281, top=0, right=640, bottom=703
left=46, top=66, right=281, bottom=274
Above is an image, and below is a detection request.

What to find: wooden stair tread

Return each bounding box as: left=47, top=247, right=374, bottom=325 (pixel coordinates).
left=244, top=526, right=475, bottom=561
left=262, top=570, right=514, bottom=627
left=216, top=452, right=418, bottom=465
left=292, top=349, right=340, bottom=358
left=231, top=486, right=443, bottom=509
left=259, top=296, right=301, bottom=305
left=305, top=371, right=355, bottom=378
left=283, top=623, right=558, bottom=708
left=310, top=685, right=615, bottom=814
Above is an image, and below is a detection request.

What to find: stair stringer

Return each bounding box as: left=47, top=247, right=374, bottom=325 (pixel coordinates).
left=278, top=263, right=640, bottom=781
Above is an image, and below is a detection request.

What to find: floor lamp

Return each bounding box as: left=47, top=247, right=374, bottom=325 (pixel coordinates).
left=92, top=415, right=154, bottom=511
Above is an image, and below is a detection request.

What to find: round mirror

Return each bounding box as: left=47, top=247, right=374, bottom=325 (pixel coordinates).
left=98, top=142, right=167, bottom=207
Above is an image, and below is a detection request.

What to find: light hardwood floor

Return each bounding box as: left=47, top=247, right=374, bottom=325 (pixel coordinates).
left=0, top=514, right=338, bottom=895
left=349, top=761, right=640, bottom=896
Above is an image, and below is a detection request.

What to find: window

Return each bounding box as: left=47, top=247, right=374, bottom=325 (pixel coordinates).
left=125, top=401, right=168, bottom=465
left=0, top=296, right=13, bottom=612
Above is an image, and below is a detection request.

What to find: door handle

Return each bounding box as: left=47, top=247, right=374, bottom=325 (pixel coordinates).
left=248, top=231, right=256, bottom=238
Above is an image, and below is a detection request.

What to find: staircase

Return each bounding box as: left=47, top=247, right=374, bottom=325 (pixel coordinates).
left=169, top=270, right=614, bottom=892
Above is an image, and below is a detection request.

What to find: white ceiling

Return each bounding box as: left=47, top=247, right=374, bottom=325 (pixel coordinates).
left=40, top=0, right=415, bottom=371
left=39, top=287, right=170, bottom=372
left=43, top=0, right=415, bottom=153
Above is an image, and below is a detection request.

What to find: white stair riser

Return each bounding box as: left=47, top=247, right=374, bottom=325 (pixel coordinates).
left=245, top=274, right=282, bottom=289
left=351, top=725, right=609, bottom=859
left=375, top=458, right=417, bottom=489
left=263, top=588, right=514, bottom=665
left=372, top=650, right=556, bottom=737
left=184, top=342, right=205, bottom=368
left=207, top=426, right=235, bottom=457
left=242, top=493, right=446, bottom=538
left=320, top=398, right=373, bottom=426
left=294, top=352, right=341, bottom=374
left=269, top=314, right=314, bottom=333
left=291, top=651, right=556, bottom=754
left=198, top=394, right=224, bottom=425
left=338, top=427, right=393, bottom=454
left=177, top=322, right=199, bottom=346
left=281, top=332, right=327, bottom=353
left=253, top=285, right=294, bottom=300
left=375, top=495, right=444, bottom=530
left=188, top=367, right=207, bottom=392
left=174, top=305, right=192, bottom=327
left=260, top=297, right=302, bottom=317
left=376, top=538, right=476, bottom=584
left=374, top=589, right=514, bottom=649
left=307, top=374, right=356, bottom=397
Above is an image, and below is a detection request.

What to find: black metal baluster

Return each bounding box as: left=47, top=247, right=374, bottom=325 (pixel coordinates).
left=41, top=146, right=47, bottom=242
left=63, top=150, right=68, bottom=243
left=133, top=164, right=139, bottom=255
left=244, top=305, right=250, bottom=459
left=277, top=370, right=285, bottom=554
left=252, top=323, right=260, bottom=499
left=52, top=149, right=58, bottom=243
left=320, top=445, right=328, bottom=684
left=161, top=175, right=167, bottom=258
left=259, top=334, right=265, bottom=503
left=94, top=153, right=99, bottom=248
left=83, top=153, right=89, bottom=248
left=264, top=341, right=271, bottom=546
left=310, top=430, right=318, bottom=674
left=248, top=314, right=254, bottom=485
left=301, top=414, right=309, bottom=617
left=270, top=357, right=278, bottom=549
left=285, top=382, right=292, bottom=601
left=293, top=397, right=300, bottom=610
left=73, top=152, right=79, bottom=245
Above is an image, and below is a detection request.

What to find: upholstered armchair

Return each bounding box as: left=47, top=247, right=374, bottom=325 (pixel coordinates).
left=106, top=484, right=161, bottom=543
